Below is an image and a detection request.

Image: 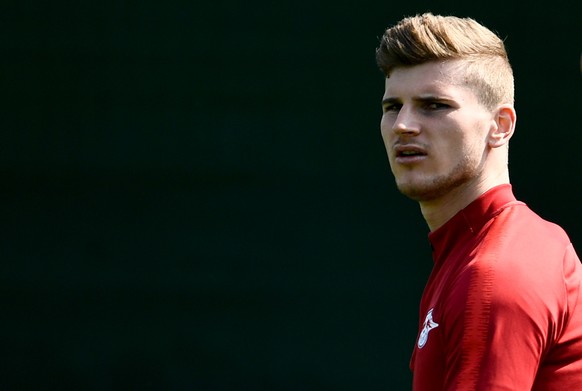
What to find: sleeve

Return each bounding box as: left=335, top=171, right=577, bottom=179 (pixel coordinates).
left=439, top=236, right=568, bottom=390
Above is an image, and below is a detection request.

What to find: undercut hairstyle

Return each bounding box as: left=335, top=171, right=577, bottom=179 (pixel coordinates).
left=376, top=13, right=514, bottom=109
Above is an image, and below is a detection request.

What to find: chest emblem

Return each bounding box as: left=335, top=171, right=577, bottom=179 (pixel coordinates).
left=417, top=308, right=439, bottom=349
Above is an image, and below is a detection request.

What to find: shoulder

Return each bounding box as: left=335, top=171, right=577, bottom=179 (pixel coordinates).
left=467, top=204, right=581, bottom=327
left=491, top=202, right=572, bottom=245
left=472, top=203, right=572, bottom=279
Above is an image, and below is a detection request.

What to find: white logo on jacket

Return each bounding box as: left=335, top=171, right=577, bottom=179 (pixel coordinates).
left=417, top=308, right=439, bottom=348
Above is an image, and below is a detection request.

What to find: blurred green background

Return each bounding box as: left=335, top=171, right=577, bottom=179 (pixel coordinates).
left=1, top=0, right=580, bottom=389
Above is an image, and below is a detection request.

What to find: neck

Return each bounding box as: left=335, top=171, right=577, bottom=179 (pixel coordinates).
left=419, top=171, right=510, bottom=232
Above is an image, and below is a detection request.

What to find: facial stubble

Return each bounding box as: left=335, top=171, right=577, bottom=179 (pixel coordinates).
left=393, top=152, right=484, bottom=202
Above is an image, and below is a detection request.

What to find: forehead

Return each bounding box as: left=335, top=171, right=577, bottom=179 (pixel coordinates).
left=383, top=61, right=472, bottom=99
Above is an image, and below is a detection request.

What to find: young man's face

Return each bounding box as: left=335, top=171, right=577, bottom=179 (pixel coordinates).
left=380, top=60, right=495, bottom=202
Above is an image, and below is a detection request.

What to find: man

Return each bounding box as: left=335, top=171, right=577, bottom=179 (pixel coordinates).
left=376, top=13, right=582, bottom=390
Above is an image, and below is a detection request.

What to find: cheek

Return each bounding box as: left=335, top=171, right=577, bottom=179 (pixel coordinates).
left=380, top=116, right=395, bottom=139
left=431, top=135, right=468, bottom=165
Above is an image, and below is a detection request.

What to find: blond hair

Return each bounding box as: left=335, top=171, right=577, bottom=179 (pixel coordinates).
left=376, top=13, right=514, bottom=109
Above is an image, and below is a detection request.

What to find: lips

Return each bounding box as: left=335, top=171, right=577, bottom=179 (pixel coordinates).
left=394, top=144, right=427, bottom=158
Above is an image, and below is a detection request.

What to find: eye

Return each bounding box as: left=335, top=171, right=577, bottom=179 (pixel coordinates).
left=424, top=102, right=449, bottom=110
left=382, top=103, right=402, bottom=113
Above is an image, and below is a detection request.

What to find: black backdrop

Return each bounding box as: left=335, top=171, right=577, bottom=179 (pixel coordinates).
left=2, top=0, right=580, bottom=390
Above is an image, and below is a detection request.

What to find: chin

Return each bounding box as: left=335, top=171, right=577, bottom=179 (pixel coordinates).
left=397, top=185, right=444, bottom=202
left=394, top=158, right=481, bottom=202
left=395, top=177, right=466, bottom=202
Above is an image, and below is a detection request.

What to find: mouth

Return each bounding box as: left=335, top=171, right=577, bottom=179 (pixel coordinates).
left=394, top=145, right=427, bottom=163
left=397, top=150, right=426, bottom=157
left=395, top=145, right=427, bottom=157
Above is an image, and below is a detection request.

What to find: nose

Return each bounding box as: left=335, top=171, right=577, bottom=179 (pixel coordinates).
left=392, top=108, right=420, bottom=136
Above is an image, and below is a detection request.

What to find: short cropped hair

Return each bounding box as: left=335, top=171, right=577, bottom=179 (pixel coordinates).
left=376, top=13, right=514, bottom=109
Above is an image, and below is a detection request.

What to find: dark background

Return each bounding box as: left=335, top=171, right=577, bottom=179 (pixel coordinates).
left=2, top=0, right=580, bottom=390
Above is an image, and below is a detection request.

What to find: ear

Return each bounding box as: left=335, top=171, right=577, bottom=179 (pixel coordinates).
left=488, top=104, right=516, bottom=148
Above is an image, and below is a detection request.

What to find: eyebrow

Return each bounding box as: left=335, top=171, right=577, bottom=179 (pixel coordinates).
left=382, top=97, right=400, bottom=105
left=382, top=95, right=451, bottom=105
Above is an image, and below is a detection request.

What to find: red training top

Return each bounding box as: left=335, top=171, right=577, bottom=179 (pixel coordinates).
left=411, top=184, right=582, bottom=390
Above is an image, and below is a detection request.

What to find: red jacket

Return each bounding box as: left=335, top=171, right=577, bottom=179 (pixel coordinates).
left=411, top=184, right=582, bottom=390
